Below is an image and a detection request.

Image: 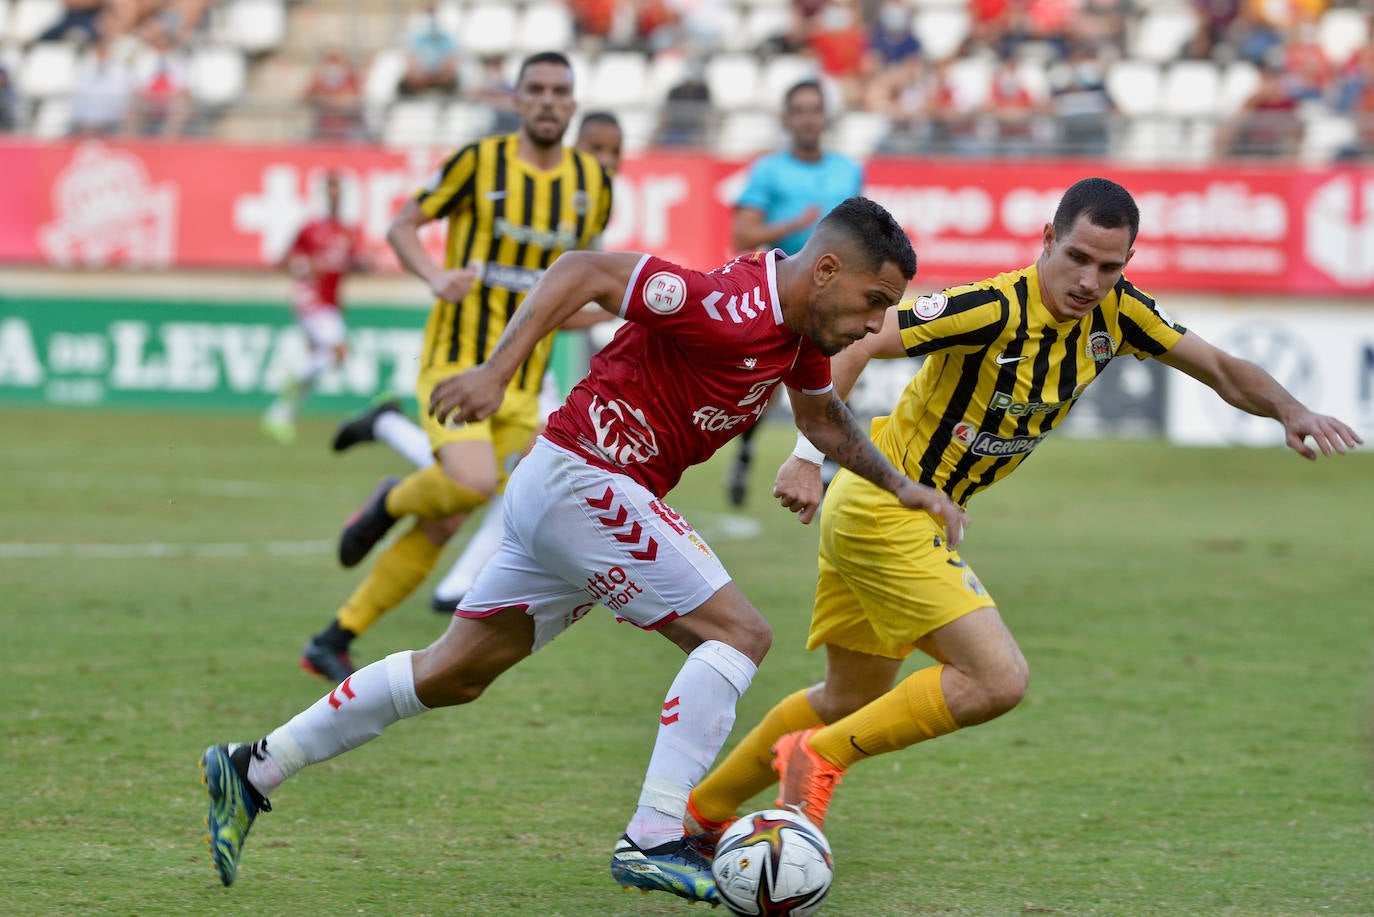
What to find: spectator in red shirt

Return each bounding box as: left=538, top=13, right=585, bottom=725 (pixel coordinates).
left=304, top=47, right=365, bottom=143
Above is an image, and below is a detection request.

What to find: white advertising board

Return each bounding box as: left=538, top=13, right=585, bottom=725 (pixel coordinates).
left=1165, top=305, right=1374, bottom=447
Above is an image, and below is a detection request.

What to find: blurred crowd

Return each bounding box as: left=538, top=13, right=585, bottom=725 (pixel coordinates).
left=1, top=0, right=1371, bottom=162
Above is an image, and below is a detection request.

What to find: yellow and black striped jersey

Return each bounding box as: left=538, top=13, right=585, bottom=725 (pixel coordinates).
left=415, top=133, right=613, bottom=395
left=880, top=262, right=1185, bottom=506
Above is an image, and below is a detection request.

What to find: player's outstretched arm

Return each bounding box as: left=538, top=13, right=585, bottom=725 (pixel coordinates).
left=429, top=251, right=644, bottom=426
left=1158, top=332, right=1364, bottom=460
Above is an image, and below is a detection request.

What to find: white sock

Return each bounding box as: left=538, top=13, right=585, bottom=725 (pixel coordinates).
left=246, top=651, right=429, bottom=796
left=433, top=496, right=505, bottom=603
left=626, top=640, right=757, bottom=849
left=375, top=411, right=436, bottom=468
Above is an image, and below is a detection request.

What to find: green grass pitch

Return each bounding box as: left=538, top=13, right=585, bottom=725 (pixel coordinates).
left=1, top=407, right=1371, bottom=916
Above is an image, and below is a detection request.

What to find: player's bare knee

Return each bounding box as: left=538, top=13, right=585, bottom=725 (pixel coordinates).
left=418, top=514, right=464, bottom=543
left=980, top=657, right=1029, bottom=719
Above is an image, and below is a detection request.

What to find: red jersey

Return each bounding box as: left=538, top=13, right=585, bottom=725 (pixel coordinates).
left=287, top=217, right=360, bottom=311
left=543, top=251, right=833, bottom=496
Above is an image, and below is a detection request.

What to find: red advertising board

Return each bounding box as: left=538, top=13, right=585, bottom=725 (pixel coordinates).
left=1, top=139, right=1371, bottom=296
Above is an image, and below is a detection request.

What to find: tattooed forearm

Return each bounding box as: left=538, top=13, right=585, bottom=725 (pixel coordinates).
left=807, top=394, right=906, bottom=494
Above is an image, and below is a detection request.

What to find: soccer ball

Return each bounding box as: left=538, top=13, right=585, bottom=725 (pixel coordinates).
left=710, top=809, right=834, bottom=917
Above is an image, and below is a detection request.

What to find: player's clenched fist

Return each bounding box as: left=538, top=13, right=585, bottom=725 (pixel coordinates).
left=429, top=363, right=506, bottom=427
left=428, top=265, right=479, bottom=304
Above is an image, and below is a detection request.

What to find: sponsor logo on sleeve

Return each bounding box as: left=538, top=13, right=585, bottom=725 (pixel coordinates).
left=912, top=293, right=949, bottom=321
left=643, top=271, right=687, bottom=315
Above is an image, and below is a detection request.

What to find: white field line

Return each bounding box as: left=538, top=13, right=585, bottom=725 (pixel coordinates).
left=0, top=540, right=334, bottom=559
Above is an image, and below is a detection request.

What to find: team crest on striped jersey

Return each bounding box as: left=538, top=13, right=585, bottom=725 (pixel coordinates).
left=1086, top=330, right=1116, bottom=364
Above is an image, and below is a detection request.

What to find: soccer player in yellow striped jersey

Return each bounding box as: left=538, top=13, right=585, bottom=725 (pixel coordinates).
left=686, top=177, right=1362, bottom=842
left=299, top=51, right=613, bottom=682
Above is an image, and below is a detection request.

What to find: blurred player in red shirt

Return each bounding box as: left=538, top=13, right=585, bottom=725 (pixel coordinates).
left=263, top=171, right=369, bottom=444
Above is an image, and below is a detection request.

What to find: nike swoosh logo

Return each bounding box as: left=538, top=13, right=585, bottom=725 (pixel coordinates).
left=995, top=353, right=1028, bottom=364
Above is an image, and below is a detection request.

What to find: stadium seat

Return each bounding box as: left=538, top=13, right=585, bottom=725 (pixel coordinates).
left=364, top=48, right=406, bottom=108
left=220, top=0, right=286, bottom=55
left=717, top=110, right=780, bottom=156
left=1106, top=59, right=1162, bottom=117
left=833, top=110, right=890, bottom=159
left=1116, top=115, right=1185, bottom=163
left=1317, top=8, right=1369, bottom=67
left=0, top=1, right=10, bottom=42
left=1218, top=60, right=1261, bottom=117
left=758, top=55, right=818, bottom=109
left=1160, top=60, right=1221, bottom=119
left=31, top=95, right=68, bottom=138
left=705, top=54, right=761, bottom=111
left=515, top=2, right=574, bottom=54
left=1300, top=110, right=1357, bottom=163
left=585, top=51, right=649, bottom=109
left=608, top=106, right=654, bottom=153
left=462, top=4, right=518, bottom=57
left=1129, top=6, right=1199, bottom=63
left=440, top=100, right=495, bottom=147
left=189, top=46, right=247, bottom=108
left=18, top=40, right=75, bottom=98
left=946, top=56, right=993, bottom=109
left=646, top=53, right=688, bottom=104
left=742, top=5, right=791, bottom=49
left=913, top=8, right=971, bottom=61
left=9, top=0, right=60, bottom=44
left=382, top=97, right=442, bottom=149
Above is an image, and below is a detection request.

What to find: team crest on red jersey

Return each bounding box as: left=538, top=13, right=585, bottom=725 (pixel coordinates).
left=643, top=271, right=687, bottom=314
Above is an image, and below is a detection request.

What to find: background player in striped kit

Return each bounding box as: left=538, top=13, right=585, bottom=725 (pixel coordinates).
left=298, top=52, right=613, bottom=683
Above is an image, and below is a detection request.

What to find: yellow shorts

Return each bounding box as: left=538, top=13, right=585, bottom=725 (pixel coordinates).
left=416, top=364, right=539, bottom=489
left=807, top=470, right=995, bottom=659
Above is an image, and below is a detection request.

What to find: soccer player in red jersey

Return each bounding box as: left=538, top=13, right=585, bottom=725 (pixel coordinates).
left=200, top=197, right=966, bottom=903
left=262, top=171, right=368, bottom=444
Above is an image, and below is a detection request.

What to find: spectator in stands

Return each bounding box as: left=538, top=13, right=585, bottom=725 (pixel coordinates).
left=398, top=4, right=460, bottom=97
left=651, top=59, right=714, bottom=147
left=866, top=0, right=922, bottom=70
left=980, top=56, right=1047, bottom=157
left=470, top=53, right=520, bottom=134
left=69, top=14, right=135, bottom=136
left=304, top=46, right=365, bottom=143
left=0, top=63, right=15, bottom=132
left=1334, top=42, right=1374, bottom=113
left=1281, top=22, right=1332, bottom=102
left=570, top=0, right=619, bottom=48
left=1221, top=62, right=1302, bottom=158
left=125, top=16, right=193, bottom=137
left=1047, top=43, right=1115, bottom=156
left=1187, top=0, right=1243, bottom=60
left=33, top=0, right=103, bottom=45
left=1335, top=62, right=1374, bottom=161
left=807, top=0, right=870, bottom=107
left=871, top=56, right=969, bottom=155
left=1068, top=0, right=1128, bottom=53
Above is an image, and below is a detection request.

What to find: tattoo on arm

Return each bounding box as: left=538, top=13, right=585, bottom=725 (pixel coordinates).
left=816, top=395, right=904, bottom=493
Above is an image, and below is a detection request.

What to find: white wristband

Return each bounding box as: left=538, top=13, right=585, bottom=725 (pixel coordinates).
left=791, top=432, right=826, bottom=466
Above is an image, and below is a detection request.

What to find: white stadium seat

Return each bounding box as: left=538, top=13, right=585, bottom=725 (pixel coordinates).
left=382, top=97, right=441, bottom=149
left=440, top=100, right=495, bottom=147
left=758, top=54, right=818, bottom=110
left=1129, top=5, right=1199, bottom=63
left=1218, top=60, right=1261, bottom=116
left=646, top=53, right=688, bottom=104
left=516, top=2, right=574, bottom=54
left=9, top=0, right=60, bottom=44
left=189, top=46, right=247, bottom=108
left=705, top=54, right=760, bottom=111
left=18, top=39, right=75, bottom=98
left=1106, top=59, right=1162, bottom=117
left=220, top=0, right=286, bottom=55
left=462, top=4, right=518, bottom=57
left=1316, top=7, right=1369, bottom=67
left=1160, top=60, right=1221, bottom=119
left=585, top=51, right=649, bottom=109
left=913, top=8, right=971, bottom=61
left=717, top=109, right=779, bottom=156
left=833, top=110, right=890, bottom=159
left=364, top=48, right=406, bottom=107
left=32, top=96, right=68, bottom=138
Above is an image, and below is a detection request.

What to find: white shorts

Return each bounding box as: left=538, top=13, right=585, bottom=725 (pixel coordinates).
left=458, top=438, right=732, bottom=651
left=298, top=308, right=346, bottom=351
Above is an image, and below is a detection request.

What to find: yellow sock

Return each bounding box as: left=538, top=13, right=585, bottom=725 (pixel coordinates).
left=385, top=464, right=486, bottom=519
left=809, top=665, right=959, bottom=770
left=336, top=526, right=443, bottom=636
left=692, top=689, right=823, bottom=824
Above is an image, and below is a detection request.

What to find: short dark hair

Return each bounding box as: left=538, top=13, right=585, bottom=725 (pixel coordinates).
left=783, top=79, right=824, bottom=110
left=578, top=110, right=621, bottom=133
left=516, top=51, right=574, bottom=87
left=816, top=197, right=917, bottom=280
left=1053, top=177, right=1140, bottom=245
